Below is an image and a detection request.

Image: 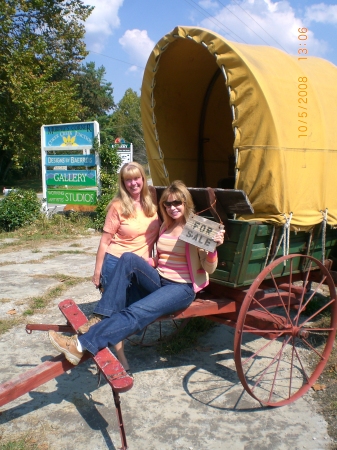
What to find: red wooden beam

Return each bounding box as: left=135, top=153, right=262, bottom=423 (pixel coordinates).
left=0, top=353, right=90, bottom=407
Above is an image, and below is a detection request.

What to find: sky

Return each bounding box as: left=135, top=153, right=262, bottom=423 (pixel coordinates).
left=82, top=0, right=337, bottom=103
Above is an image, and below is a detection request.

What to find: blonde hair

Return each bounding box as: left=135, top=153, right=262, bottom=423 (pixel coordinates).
left=108, top=162, right=157, bottom=218
left=159, top=180, right=195, bottom=228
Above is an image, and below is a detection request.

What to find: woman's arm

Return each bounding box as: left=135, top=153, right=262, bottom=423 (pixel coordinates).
left=92, top=203, right=121, bottom=287
left=198, top=229, right=225, bottom=274
left=92, top=231, right=113, bottom=288
left=198, top=249, right=218, bottom=274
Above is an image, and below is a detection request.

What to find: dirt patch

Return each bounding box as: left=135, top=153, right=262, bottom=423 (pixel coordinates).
left=313, top=344, right=337, bottom=449
left=301, top=284, right=337, bottom=449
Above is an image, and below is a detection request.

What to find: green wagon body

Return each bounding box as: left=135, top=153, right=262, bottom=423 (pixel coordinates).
left=211, top=220, right=337, bottom=288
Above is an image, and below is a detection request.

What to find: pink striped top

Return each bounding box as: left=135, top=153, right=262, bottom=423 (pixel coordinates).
left=156, top=232, right=192, bottom=284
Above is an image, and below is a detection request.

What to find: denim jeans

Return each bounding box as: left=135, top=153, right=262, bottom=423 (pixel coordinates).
left=98, top=252, right=143, bottom=308
left=79, top=252, right=195, bottom=355
left=100, top=253, right=119, bottom=291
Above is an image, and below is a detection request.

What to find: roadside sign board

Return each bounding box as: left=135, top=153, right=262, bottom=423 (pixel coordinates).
left=41, top=121, right=100, bottom=213
left=47, top=189, right=97, bottom=205
left=179, top=213, right=224, bottom=252
left=46, top=170, right=96, bottom=186
left=114, top=143, right=133, bottom=172
left=42, top=122, right=96, bottom=150
left=45, top=154, right=96, bottom=166
left=117, top=149, right=132, bottom=166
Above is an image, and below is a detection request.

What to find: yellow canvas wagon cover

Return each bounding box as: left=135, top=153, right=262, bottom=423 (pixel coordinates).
left=141, top=26, right=337, bottom=230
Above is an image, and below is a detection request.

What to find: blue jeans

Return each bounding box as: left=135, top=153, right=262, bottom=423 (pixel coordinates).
left=100, top=253, right=119, bottom=291
left=79, top=253, right=195, bottom=355
left=98, top=252, right=143, bottom=308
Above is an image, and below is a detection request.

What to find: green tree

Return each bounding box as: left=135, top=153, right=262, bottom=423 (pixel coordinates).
left=75, top=62, right=115, bottom=120
left=111, top=89, right=147, bottom=165
left=93, top=139, right=121, bottom=230
left=0, top=0, right=93, bottom=181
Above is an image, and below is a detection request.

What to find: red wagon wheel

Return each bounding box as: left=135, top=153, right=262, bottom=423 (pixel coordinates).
left=234, top=254, right=337, bottom=407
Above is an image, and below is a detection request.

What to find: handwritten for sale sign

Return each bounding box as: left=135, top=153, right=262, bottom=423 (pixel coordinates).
left=179, top=213, right=224, bottom=252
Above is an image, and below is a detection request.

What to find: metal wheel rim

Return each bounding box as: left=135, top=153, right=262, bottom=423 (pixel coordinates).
left=234, top=254, right=337, bottom=407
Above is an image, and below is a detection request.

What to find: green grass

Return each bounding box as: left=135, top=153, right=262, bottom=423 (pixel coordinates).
left=0, top=318, right=18, bottom=335
left=1, top=177, right=42, bottom=193
left=303, top=292, right=332, bottom=317
left=157, top=317, right=215, bottom=355
left=0, top=434, right=42, bottom=450
left=0, top=213, right=98, bottom=251
left=0, top=272, right=90, bottom=334
left=21, top=274, right=89, bottom=317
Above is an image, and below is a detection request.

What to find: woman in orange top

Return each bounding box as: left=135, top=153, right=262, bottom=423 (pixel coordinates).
left=85, top=162, right=160, bottom=374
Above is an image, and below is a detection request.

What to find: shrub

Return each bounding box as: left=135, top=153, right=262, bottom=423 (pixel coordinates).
left=0, top=189, right=41, bottom=231
left=93, top=192, right=115, bottom=230
left=92, top=139, right=121, bottom=230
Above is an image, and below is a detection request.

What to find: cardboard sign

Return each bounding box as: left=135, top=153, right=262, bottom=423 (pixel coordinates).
left=179, top=213, right=224, bottom=252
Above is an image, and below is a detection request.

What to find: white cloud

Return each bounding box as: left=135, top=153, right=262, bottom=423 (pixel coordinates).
left=119, top=29, right=155, bottom=72
left=305, top=3, right=337, bottom=24
left=84, top=0, right=124, bottom=52
left=199, top=0, right=219, bottom=10
left=198, top=0, right=328, bottom=58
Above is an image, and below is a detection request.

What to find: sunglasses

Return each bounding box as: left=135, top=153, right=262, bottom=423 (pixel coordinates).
left=163, top=200, right=183, bottom=208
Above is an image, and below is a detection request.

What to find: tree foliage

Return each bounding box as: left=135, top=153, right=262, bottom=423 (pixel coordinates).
left=0, top=0, right=93, bottom=180
left=93, top=139, right=121, bottom=230
left=111, top=89, right=147, bottom=165
left=75, top=62, right=115, bottom=120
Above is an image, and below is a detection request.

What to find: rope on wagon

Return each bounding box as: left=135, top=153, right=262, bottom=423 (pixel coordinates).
left=196, top=199, right=224, bottom=225
left=271, top=212, right=293, bottom=266
left=282, top=212, right=293, bottom=259
left=267, top=213, right=292, bottom=266
left=320, top=208, right=328, bottom=264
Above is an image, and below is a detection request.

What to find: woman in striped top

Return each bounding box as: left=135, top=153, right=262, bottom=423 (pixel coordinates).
left=48, top=181, right=225, bottom=367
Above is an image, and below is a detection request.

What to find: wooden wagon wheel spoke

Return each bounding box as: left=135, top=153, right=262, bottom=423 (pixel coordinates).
left=292, top=341, right=311, bottom=383
left=299, top=298, right=335, bottom=328
left=234, top=254, right=337, bottom=407
left=289, top=337, right=296, bottom=397
left=295, top=275, right=327, bottom=323
left=242, top=329, right=288, bottom=334
left=294, top=260, right=313, bottom=321
left=299, top=337, right=328, bottom=361
left=241, top=332, right=284, bottom=366
left=250, top=296, right=288, bottom=328
left=305, top=327, right=335, bottom=332
left=251, top=336, right=291, bottom=394
left=267, top=337, right=291, bottom=403
left=270, top=271, right=293, bottom=325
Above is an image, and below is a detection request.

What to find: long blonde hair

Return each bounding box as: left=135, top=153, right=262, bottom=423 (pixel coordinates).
left=108, top=162, right=157, bottom=217
left=159, top=180, right=195, bottom=228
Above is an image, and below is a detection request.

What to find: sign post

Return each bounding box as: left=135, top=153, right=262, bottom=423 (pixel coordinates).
left=113, top=138, right=133, bottom=172
left=41, top=121, right=100, bottom=213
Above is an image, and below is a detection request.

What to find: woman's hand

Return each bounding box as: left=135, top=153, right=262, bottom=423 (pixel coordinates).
left=92, top=273, right=101, bottom=288
left=147, top=257, right=158, bottom=268
left=213, top=229, right=225, bottom=247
